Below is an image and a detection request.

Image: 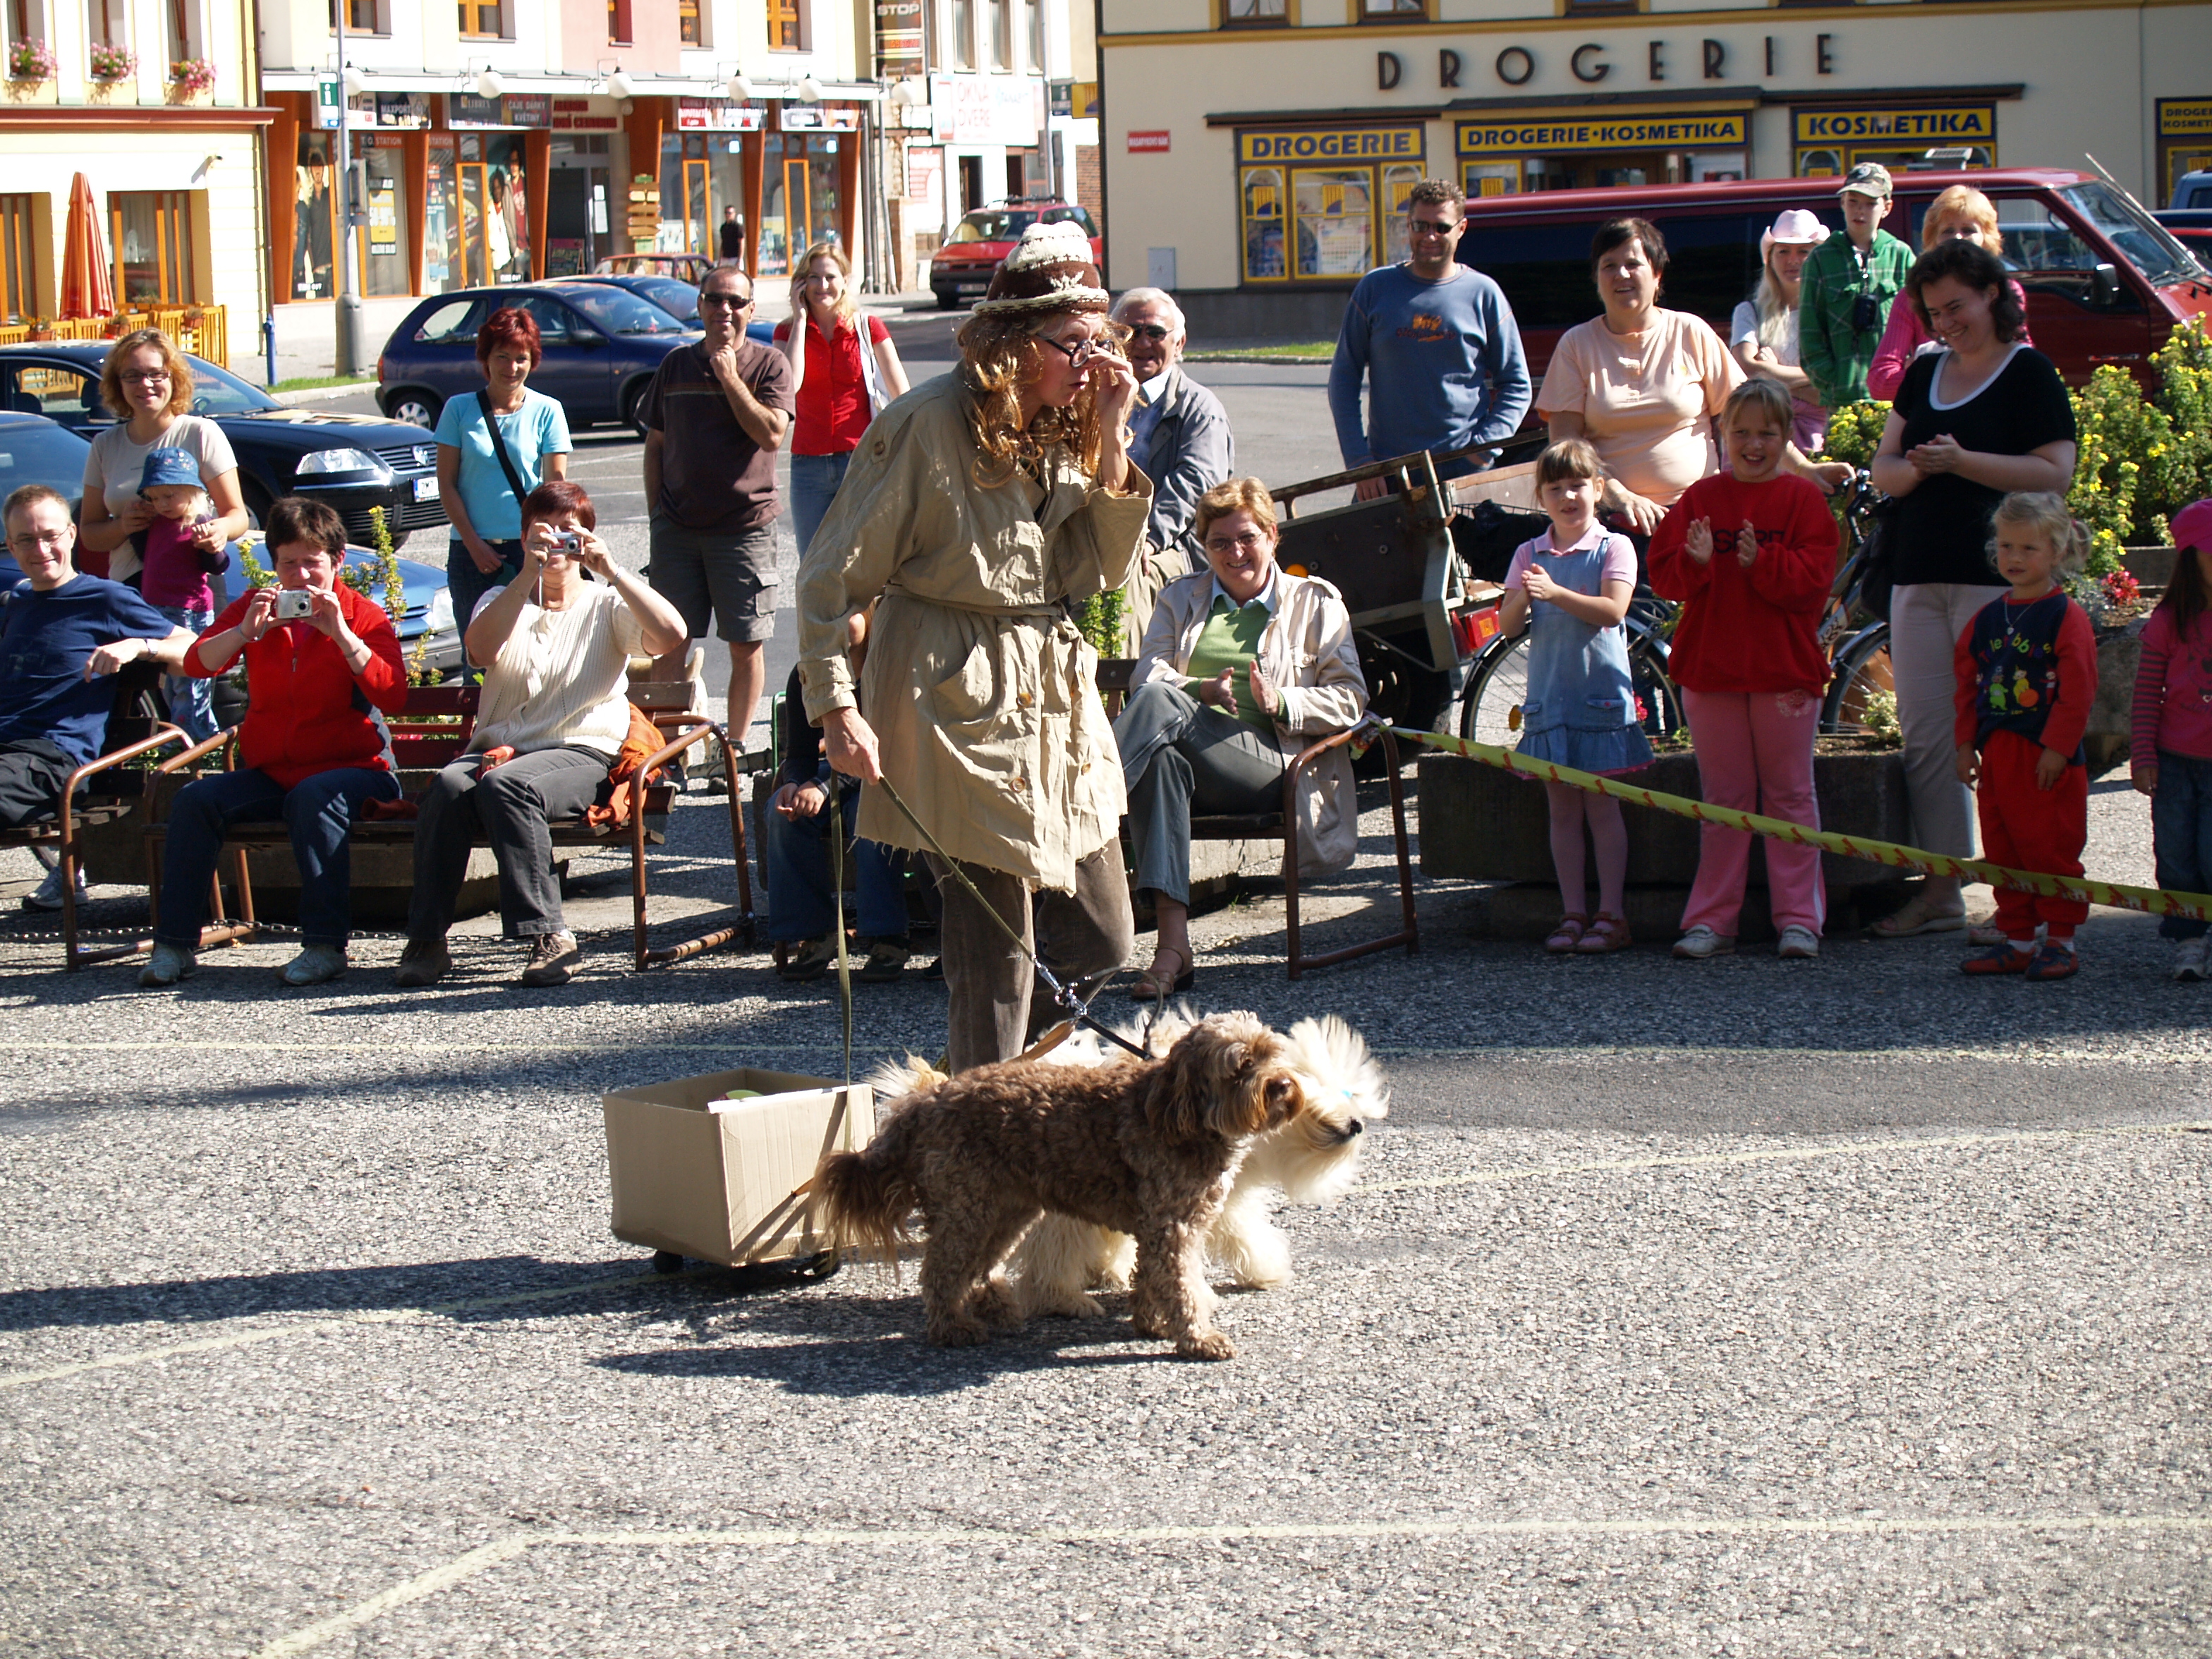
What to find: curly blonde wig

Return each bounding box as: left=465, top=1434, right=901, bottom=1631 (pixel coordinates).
left=955, top=308, right=1128, bottom=487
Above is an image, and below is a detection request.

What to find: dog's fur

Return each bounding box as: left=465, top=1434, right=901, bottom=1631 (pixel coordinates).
left=1008, top=1011, right=1386, bottom=1320
left=863, top=1009, right=1387, bottom=1324
left=817, top=1012, right=1329, bottom=1359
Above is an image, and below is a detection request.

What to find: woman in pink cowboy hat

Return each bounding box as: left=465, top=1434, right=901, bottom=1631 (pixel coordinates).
left=1731, top=207, right=1832, bottom=454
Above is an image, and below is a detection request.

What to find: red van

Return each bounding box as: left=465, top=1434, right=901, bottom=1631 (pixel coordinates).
left=1454, top=168, right=2212, bottom=394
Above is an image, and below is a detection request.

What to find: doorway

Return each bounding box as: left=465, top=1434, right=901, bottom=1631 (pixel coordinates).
left=455, top=163, right=496, bottom=287
left=958, top=154, right=985, bottom=214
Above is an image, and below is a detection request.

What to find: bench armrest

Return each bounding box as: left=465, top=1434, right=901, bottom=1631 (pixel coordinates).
left=157, top=727, right=240, bottom=774
left=59, top=722, right=192, bottom=843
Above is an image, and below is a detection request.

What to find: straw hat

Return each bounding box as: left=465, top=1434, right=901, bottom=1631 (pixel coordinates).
left=1761, top=207, right=1830, bottom=263
left=973, top=221, right=1110, bottom=317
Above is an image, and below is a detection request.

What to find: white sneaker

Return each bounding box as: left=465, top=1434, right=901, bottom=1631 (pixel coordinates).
left=23, top=863, right=86, bottom=911
left=139, top=942, right=197, bottom=987
left=1672, top=926, right=1735, bottom=960
left=1777, top=925, right=1821, bottom=959
left=277, top=944, right=348, bottom=987
left=2175, top=938, right=2208, bottom=983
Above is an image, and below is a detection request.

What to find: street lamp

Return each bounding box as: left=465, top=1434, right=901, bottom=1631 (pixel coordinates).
left=796, top=75, right=824, bottom=102
left=475, top=67, right=504, bottom=99
left=726, top=71, right=755, bottom=102
left=607, top=69, right=636, bottom=100
left=341, top=64, right=367, bottom=98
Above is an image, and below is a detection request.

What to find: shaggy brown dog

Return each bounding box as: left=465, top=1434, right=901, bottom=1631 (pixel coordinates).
left=815, top=1011, right=1317, bottom=1360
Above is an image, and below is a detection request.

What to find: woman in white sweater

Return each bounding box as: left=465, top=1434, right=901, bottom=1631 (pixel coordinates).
left=396, top=480, right=688, bottom=988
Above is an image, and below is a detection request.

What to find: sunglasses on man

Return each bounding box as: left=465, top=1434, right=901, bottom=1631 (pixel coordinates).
left=1124, top=323, right=1173, bottom=341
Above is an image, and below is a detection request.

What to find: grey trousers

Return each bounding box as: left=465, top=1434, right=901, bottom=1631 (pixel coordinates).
left=1118, top=680, right=1287, bottom=908
left=929, top=841, right=1134, bottom=1075
left=407, top=746, right=611, bottom=942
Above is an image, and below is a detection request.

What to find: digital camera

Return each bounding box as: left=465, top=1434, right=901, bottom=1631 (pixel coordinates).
left=272, top=588, right=317, bottom=621
left=1851, top=293, right=1881, bottom=333
left=552, top=530, right=583, bottom=553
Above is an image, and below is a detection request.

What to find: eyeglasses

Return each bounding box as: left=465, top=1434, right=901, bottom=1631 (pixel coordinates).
left=1204, top=530, right=1268, bottom=557
left=121, top=370, right=171, bottom=384
left=1124, top=323, right=1172, bottom=341
left=7, top=528, right=71, bottom=550
left=699, top=291, right=754, bottom=309
left=1409, top=217, right=1462, bottom=238
left=1038, top=334, right=1103, bottom=367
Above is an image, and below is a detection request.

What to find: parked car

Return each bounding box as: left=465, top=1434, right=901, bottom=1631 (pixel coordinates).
left=0, top=408, right=461, bottom=675
left=0, top=344, right=449, bottom=544
left=2168, top=169, right=2212, bottom=211
left=929, top=201, right=1103, bottom=310
left=1454, top=168, right=2212, bottom=396
left=2151, top=209, right=2212, bottom=263
left=578, top=272, right=704, bottom=326
left=592, top=253, right=717, bottom=284
left=376, top=281, right=703, bottom=437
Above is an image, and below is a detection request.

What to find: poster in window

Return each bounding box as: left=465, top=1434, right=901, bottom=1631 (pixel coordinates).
left=368, top=185, right=399, bottom=254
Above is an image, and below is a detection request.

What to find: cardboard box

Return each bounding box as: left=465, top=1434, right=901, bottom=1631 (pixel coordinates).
left=602, top=1067, right=875, bottom=1266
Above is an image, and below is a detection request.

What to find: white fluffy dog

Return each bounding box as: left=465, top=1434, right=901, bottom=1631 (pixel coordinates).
left=865, top=1007, right=1387, bottom=1321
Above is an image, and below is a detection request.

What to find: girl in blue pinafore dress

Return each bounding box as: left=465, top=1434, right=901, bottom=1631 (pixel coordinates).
left=1497, top=439, right=1654, bottom=954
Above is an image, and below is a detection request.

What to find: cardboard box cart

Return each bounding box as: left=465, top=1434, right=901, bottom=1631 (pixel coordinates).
left=602, top=1067, right=877, bottom=1275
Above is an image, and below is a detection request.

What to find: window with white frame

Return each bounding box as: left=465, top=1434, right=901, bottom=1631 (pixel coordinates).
left=86, top=0, right=126, bottom=49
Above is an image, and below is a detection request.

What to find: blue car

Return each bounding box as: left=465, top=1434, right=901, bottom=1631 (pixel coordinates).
left=376, top=281, right=708, bottom=437
left=573, top=272, right=779, bottom=346
left=0, top=408, right=461, bottom=676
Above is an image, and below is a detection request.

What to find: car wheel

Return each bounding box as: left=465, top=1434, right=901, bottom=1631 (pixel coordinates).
left=386, top=389, right=442, bottom=429
left=933, top=287, right=961, bottom=311
left=624, top=381, right=652, bottom=439
left=241, top=480, right=276, bottom=535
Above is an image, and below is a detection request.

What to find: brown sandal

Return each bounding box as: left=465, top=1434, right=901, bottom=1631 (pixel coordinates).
left=1544, top=913, right=1589, bottom=954
left=1129, top=944, right=1196, bottom=999
left=1575, top=912, right=1634, bottom=954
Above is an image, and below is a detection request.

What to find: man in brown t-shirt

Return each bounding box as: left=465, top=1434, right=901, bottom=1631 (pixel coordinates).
left=640, top=264, right=794, bottom=746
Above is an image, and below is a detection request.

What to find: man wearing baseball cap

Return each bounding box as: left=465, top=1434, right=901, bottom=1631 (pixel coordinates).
left=1798, top=162, right=1914, bottom=418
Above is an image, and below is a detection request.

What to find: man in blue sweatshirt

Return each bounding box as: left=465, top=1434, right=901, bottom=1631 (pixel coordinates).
left=1327, top=178, right=1531, bottom=502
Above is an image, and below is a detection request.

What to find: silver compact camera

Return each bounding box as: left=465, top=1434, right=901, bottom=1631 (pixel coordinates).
left=552, top=530, right=583, bottom=552
left=272, top=588, right=316, bottom=621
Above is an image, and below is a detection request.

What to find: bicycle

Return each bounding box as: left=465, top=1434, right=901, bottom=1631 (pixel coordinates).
left=1817, top=470, right=1896, bottom=736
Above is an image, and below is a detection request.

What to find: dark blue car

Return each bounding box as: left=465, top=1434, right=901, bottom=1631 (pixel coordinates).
left=0, top=408, right=462, bottom=675
left=376, top=281, right=710, bottom=437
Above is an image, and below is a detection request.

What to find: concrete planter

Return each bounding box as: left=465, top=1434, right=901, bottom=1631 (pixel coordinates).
left=2084, top=616, right=2150, bottom=777
left=75, top=770, right=512, bottom=927
left=1419, top=744, right=1915, bottom=940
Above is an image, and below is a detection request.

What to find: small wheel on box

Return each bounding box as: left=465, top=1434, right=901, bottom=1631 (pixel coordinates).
left=797, top=1251, right=841, bottom=1281
left=650, top=1249, right=684, bottom=1275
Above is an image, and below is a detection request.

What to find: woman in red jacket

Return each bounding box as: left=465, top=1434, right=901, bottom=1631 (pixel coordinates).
left=1649, top=379, right=1840, bottom=961
left=140, top=497, right=409, bottom=988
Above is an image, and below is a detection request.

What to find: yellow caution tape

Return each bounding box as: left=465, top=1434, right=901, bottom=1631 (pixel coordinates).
left=1394, top=726, right=2212, bottom=924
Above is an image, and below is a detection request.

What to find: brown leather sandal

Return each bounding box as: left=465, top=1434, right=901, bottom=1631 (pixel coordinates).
left=1576, top=912, right=1634, bottom=954
left=1544, top=913, right=1589, bottom=954
left=1128, top=944, right=1196, bottom=999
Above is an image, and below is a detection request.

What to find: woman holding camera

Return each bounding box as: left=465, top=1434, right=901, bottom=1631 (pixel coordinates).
left=396, top=480, right=687, bottom=988
left=141, top=497, right=408, bottom=989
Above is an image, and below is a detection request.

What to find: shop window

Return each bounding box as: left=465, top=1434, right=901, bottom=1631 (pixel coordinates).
left=1289, top=170, right=1373, bottom=279
left=607, top=0, right=630, bottom=45
left=356, top=140, right=412, bottom=298
left=1358, top=0, right=1424, bottom=17
left=109, top=190, right=195, bottom=305
left=1463, top=162, right=1519, bottom=200
left=457, top=0, right=502, bottom=40
left=0, top=194, right=38, bottom=322
left=679, top=0, right=701, bottom=44
left=86, top=0, right=126, bottom=48
left=1222, top=0, right=1285, bottom=20
left=1240, top=144, right=1425, bottom=284
left=987, top=0, right=1009, bottom=68
left=767, top=0, right=803, bottom=51
left=948, top=0, right=973, bottom=68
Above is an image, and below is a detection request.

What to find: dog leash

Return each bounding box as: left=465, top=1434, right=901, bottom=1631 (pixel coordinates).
left=871, top=773, right=1151, bottom=1062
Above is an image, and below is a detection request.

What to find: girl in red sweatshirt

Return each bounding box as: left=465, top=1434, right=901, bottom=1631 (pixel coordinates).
left=1649, top=378, right=1839, bottom=960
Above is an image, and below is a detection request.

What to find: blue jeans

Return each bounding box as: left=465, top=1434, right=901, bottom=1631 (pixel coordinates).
left=446, top=538, right=525, bottom=632
left=157, top=765, right=401, bottom=949
left=764, top=765, right=907, bottom=942
left=155, top=604, right=217, bottom=742
left=787, top=451, right=852, bottom=559
left=2153, top=750, right=2212, bottom=940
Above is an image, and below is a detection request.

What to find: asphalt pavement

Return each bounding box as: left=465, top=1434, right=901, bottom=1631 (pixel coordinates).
left=2, top=352, right=2208, bottom=1656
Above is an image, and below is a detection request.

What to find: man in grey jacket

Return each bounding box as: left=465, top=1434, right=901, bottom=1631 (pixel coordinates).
left=1111, top=286, right=1234, bottom=649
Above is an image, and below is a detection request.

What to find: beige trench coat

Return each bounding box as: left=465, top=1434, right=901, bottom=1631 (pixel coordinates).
left=1131, top=570, right=1368, bottom=875
left=796, top=373, right=1153, bottom=892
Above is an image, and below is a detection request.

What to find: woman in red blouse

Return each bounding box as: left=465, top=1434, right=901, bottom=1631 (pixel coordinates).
left=775, top=240, right=911, bottom=557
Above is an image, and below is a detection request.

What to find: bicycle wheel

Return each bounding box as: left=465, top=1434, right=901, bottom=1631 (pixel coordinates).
left=1627, top=636, right=1686, bottom=746
left=1458, top=634, right=1529, bottom=746
left=1822, top=621, right=1895, bottom=734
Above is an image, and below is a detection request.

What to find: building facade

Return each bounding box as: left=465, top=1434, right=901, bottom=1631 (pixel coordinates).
left=1098, top=0, right=2212, bottom=334
left=0, top=0, right=269, bottom=353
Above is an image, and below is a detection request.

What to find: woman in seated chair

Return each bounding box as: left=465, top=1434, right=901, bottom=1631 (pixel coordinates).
left=142, top=497, right=408, bottom=989
left=395, top=479, right=688, bottom=990
left=1116, top=476, right=1368, bottom=997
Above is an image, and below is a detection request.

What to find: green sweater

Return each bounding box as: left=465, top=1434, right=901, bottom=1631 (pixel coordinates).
left=1797, top=229, right=1914, bottom=411
left=1182, top=593, right=1275, bottom=729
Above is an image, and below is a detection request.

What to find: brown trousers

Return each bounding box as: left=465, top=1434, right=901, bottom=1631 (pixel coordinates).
left=929, top=841, right=1135, bottom=1074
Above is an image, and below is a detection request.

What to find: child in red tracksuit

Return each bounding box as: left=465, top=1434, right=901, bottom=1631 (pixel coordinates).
left=1649, top=378, right=1840, bottom=961
left=1955, top=491, right=2097, bottom=980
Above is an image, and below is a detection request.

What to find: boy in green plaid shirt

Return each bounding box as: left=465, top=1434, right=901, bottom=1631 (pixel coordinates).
left=1798, top=163, right=1914, bottom=416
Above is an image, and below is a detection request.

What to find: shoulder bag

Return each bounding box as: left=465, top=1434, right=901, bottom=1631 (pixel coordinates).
left=476, top=389, right=533, bottom=512
left=855, top=315, right=890, bottom=418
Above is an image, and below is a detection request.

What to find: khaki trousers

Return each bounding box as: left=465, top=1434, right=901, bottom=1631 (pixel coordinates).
left=1119, top=542, right=1193, bottom=657
left=929, top=841, right=1135, bottom=1074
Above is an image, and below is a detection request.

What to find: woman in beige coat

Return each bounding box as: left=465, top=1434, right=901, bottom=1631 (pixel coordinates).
left=795, top=223, right=1150, bottom=1072
left=1119, top=478, right=1367, bottom=996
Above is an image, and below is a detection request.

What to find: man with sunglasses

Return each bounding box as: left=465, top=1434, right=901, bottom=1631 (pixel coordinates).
left=1327, top=178, right=1531, bottom=502
left=1109, top=286, right=1234, bottom=648
left=639, top=266, right=795, bottom=748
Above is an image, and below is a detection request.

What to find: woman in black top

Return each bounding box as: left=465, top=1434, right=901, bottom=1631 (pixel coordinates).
left=1868, top=239, right=2078, bottom=936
